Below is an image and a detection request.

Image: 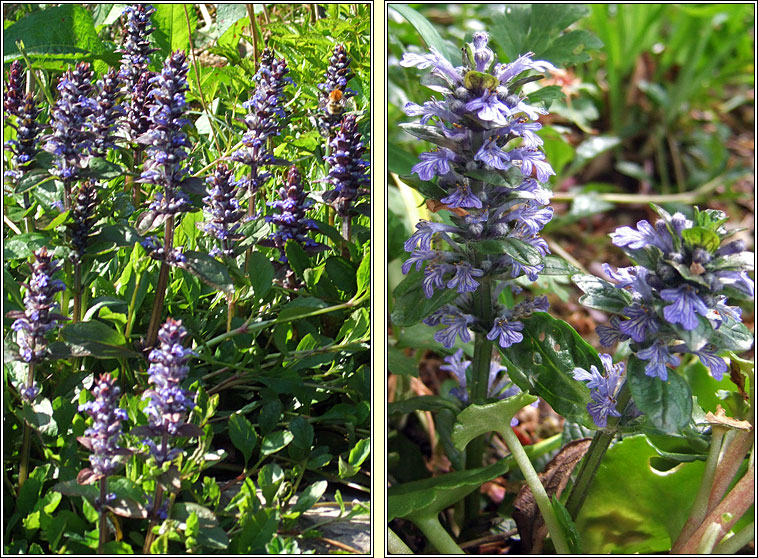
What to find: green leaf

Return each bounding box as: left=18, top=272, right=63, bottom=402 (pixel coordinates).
left=3, top=5, right=117, bottom=68
left=388, top=396, right=460, bottom=415
left=349, top=438, right=370, bottom=469
left=285, top=241, right=310, bottom=279
left=235, top=508, right=278, bottom=553
left=291, top=480, right=328, bottom=514
left=576, top=435, right=705, bottom=553
left=395, top=174, right=447, bottom=200
left=152, top=4, right=196, bottom=59
left=4, top=233, right=48, bottom=260
left=390, top=5, right=457, bottom=63
left=391, top=269, right=459, bottom=327
left=387, top=345, right=419, bottom=377
left=261, top=430, right=294, bottom=456
left=181, top=251, right=233, bottom=294
left=289, top=416, right=314, bottom=450
left=258, top=463, right=284, bottom=506
left=61, top=321, right=137, bottom=359
left=681, top=226, right=720, bottom=252
left=627, top=356, right=692, bottom=433
left=501, top=237, right=543, bottom=266
left=228, top=414, right=257, bottom=465
left=388, top=460, right=509, bottom=521
left=398, top=123, right=459, bottom=150
left=172, top=502, right=228, bottom=550
left=542, top=255, right=581, bottom=275
left=356, top=249, right=370, bottom=294
left=498, top=313, right=598, bottom=426
left=40, top=210, right=70, bottom=231
left=278, top=297, right=328, bottom=321
left=325, top=256, right=357, bottom=294
left=572, top=273, right=633, bottom=313
left=451, top=394, right=537, bottom=452
left=246, top=251, right=274, bottom=299
left=709, top=316, right=754, bottom=352
left=553, top=497, right=583, bottom=554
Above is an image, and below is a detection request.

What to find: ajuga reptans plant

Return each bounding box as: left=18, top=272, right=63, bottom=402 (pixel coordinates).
left=200, top=163, right=245, bottom=258
left=400, top=31, right=557, bottom=351
left=318, top=44, right=356, bottom=137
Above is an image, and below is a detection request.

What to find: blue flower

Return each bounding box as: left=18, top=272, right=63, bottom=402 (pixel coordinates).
left=440, top=349, right=471, bottom=402
left=486, top=318, right=524, bottom=348
left=440, top=182, right=482, bottom=209
left=446, top=262, right=484, bottom=293
left=402, top=248, right=438, bottom=274
left=572, top=354, right=624, bottom=427
left=434, top=311, right=475, bottom=348
left=200, top=163, right=245, bottom=257
left=474, top=137, right=511, bottom=170
left=403, top=220, right=457, bottom=252
left=637, top=342, right=681, bottom=381
left=660, top=285, right=709, bottom=331
left=512, top=148, right=555, bottom=182
left=618, top=303, right=660, bottom=342
left=411, top=149, right=456, bottom=181
left=596, top=316, right=631, bottom=347
left=323, top=114, right=370, bottom=218
left=423, top=263, right=452, bottom=298
left=465, top=90, right=509, bottom=125
left=4, top=60, right=25, bottom=118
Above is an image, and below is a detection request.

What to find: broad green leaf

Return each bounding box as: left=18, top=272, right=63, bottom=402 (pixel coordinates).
left=356, top=248, right=370, bottom=294
left=228, top=414, right=257, bottom=465
left=576, top=435, right=705, bottom=553
left=388, top=460, right=509, bottom=521
left=181, top=251, right=233, bottom=293
left=325, top=256, right=357, bottom=294
left=278, top=297, right=328, bottom=321
left=391, top=269, right=458, bottom=327
left=681, top=226, right=719, bottom=252
left=248, top=251, right=275, bottom=300
left=348, top=438, right=370, bottom=469
left=395, top=174, right=447, bottom=200
left=258, top=463, right=284, bottom=505
left=709, top=316, right=754, bottom=352
left=627, top=356, right=692, bottom=433
left=3, top=5, right=117, bottom=68
left=572, top=273, right=633, bottom=313
left=4, top=233, right=48, bottom=260
left=289, top=416, right=314, bottom=450
left=390, top=5, right=458, bottom=63
left=61, top=321, right=137, bottom=359
left=261, top=430, right=294, bottom=456
left=235, top=508, right=278, bottom=554
left=501, top=237, right=543, bottom=266
left=152, top=4, right=196, bottom=60
left=498, top=313, right=597, bottom=426
left=542, top=255, right=581, bottom=275
left=451, top=394, right=537, bottom=452
left=172, top=502, right=229, bottom=550
left=285, top=241, right=310, bottom=279
left=291, top=480, right=328, bottom=514
left=387, top=345, right=420, bottom=377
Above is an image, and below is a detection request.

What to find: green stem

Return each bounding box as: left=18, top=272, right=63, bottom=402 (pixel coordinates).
left=499, top=426, right=570, bottom=554
left=73, top=262, right=82, bottom=323
left=98, top=477, right=108, bottom=554
left=671, top=426, right=727, bottom=552
left=565, top=381, right=632, bottom=519
left=124, top=272, right=142, bottom=342
left=464, top=281, right=494, bottom=523
left=142, top=483, right=164, bottom=554
left=549, top=175, right=725, bottom=205
left=713, top=520, right=754, bottom=554
left=388, top=528, right=414, bottom=554
left=413, top=514, right=464, bottom=555
left=18, top=361, right=36, bottom=489
left=145, top=216, right=175, bottom=349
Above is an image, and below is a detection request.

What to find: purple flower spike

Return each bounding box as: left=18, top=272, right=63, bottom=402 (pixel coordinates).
left=200, top=163, right=245, bottom=257
left=262, top=166, right=327, bottom=264
left=4, top=60, right=25, bottom=118
left=89, top=68, right=125, bottom=157
left=140, top=50, right=192, bottom=216
left=77, top=373, right=131, bottom=485
left=318, top=44, right=356, bottom=135
left=138, top=318, right=201, bottom=466
left=323, top=114, right=370, bottom=218
left=7, top=247, right=68, bottom=364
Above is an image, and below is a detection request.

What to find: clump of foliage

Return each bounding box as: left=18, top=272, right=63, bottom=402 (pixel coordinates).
left=4, top=4, right=370, bottom=555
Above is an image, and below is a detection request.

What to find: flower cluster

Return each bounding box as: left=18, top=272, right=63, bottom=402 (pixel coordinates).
left=118, top=4, right=157, bottom=91
left=77, top=373, right=130, bottom=485
left=572, top=354, right=625, bottom=427
left=140, top=236, right=187, bottom=265
left=89, top=68, right=125, bottom=157
left=598, top=206, right=754, bottom=380
left=139, top=50, right=192, bottom=216
left=4, top=60, right=25, bottom=118
left=261, top=166, right=326, bottom=263
left=231, top=47, right=292, bottom=198
left=322, top=114, right=370, bottom=219
left=68, top=180, right=99, bottom=264
left=441, top=348, right=538, bottom=425
left=7, top=248, right=67, bottom=372
left=5, top=91, right=42, bottom=181
left=317, top=44, right=356, bottom=135
left=136, top=319, right=201, bottom=465
left=200, top=163, right=245, bottom=258
left=43, top=62, right=97, bottom=190
left=399, top=32, right=557, bottom=349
